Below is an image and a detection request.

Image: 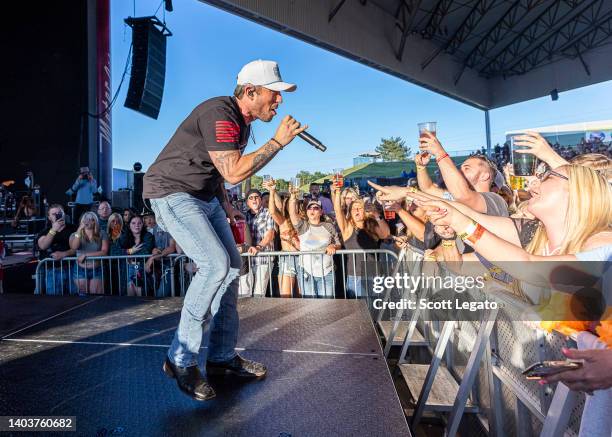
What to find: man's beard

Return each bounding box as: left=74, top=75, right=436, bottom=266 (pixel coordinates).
left=259, top=112, right=274, bottom=122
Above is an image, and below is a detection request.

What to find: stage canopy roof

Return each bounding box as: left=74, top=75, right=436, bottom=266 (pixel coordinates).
left=201, top=0, right=612, bottom=110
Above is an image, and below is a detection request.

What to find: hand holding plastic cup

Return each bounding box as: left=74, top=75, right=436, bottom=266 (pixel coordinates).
left=418, top=122, right=437, bottom=138
left=418, top=122, right=437, bottom=158
left=292, top=178, right=302, bottom=198
left=333, top=168, right=344, bottom=188
left=383, top=201, right=396, bottom=220
left=510, top=134, right=538, bottom=176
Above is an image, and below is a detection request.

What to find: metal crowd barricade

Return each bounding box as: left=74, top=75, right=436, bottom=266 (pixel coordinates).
left=35, top=254, right=179, bottom=297
left=375, top=253, right=589, bottom=437
left=32, top=247, right=593, bottom=436
left=172, top=249, right=399, bottom=299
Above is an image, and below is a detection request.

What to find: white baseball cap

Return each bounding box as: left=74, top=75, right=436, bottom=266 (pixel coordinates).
left=237, top=60, right=297, bottom=92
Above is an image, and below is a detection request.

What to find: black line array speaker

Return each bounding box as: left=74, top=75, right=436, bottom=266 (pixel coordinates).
left=133, top=172, right=144, bottom=213
left=124, top=17, right=168, bottom=119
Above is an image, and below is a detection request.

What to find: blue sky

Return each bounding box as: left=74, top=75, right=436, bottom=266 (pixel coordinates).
left=111, top=0, right=612, bottom=179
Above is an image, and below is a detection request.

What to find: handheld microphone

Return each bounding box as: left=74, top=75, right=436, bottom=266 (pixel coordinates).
left=298, top=131, right=327, bottom=152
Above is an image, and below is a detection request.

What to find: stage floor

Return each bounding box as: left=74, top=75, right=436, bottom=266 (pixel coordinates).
left=0, top=296, right=410, bottom=436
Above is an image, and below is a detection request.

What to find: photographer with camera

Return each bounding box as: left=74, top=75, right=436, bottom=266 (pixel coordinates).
left=36, top=204, right=76, bottom=295
left=67, top=166, right=97, bottom=221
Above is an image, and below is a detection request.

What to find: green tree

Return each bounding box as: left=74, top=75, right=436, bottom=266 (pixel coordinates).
left=250, top=175, right=263, bottom=190
left=375, top=136, right=410, bottom=161
left=295, top=170, right=329, bottom=187
left=275, top=178, right=289, bottom=191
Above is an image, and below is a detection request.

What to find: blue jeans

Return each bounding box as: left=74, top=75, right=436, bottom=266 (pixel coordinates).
left=345, top=275, right=372, bottom=299
left=298, top=269, right=334, bottom=298
left=150, top=193, right=240, bottom=369
left=40, top=265, right=76, bottom=295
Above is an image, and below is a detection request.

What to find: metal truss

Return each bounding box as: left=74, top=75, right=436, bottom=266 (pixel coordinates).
left=507, top=0, right=612, bottom=75
left=479, top=0, right=590, bottom=76
left=422, top=0, right=457, bottom=39
left=394, top=0, right=465, bottom=61
left=328, top=0, right=348, bottom=22
left=455, top=0, right=546, bottom=78
left=395, top=0, right=423, bottom=60
left=421, top=0, right=506, bottom=70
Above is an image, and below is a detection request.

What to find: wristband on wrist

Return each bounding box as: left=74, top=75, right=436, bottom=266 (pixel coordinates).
left=441, top=239, right=456, bottom=248
left=457, top=220, right=478, bottom=241
left=467, top=223, right=486, bottom=245
left=416, top=164, right=426, bottom=171
left=48, top=230, right=57, bottom=237
left=436, top=152, right=449, bottom=163
left=270, top=138, right=283, bottom=149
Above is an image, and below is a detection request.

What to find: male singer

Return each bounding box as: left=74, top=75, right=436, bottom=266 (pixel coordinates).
left=144, top=60, right=307, bottom=401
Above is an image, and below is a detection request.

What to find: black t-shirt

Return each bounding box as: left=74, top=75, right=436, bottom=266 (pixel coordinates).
left=37, top=223, right=77, bottom=260
left=143, top=96, right=250, bottom=201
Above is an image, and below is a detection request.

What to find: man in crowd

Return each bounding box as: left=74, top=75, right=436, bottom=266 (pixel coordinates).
left=144, top=59, right=306, bottom=400
left=37, top=204, right=76, bottom=295
left=308, top=183, right=334, bottom=216
left=97, top=201, right=112, bottom=231
left=417, top=134, right=508, bottom=217
left=240, top=188, right=275, bottom=296
left=67, top=167, right=97, bottom=221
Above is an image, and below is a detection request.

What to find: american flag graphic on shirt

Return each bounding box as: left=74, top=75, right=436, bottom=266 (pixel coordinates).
left=215, top=120, right=240, bottom=143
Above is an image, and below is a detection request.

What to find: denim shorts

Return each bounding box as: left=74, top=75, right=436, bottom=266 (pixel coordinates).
left=73, top=266, right=102, bottom=281
left=278, top=255, right=298, bottom=277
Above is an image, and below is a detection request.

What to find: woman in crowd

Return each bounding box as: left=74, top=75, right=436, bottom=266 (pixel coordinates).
left=122, top=208, right=136, bottom=227
left=288, top=185, right=341, bottom=298
left=264, top=179, right=300, bottom=297
left=404, top=167, right=611, bottom=437
left=69, top=212, right=109, bottom=294
left=340, top=187, right=359, bottom=218
left=106, top=212, right=126, bottom=295
left=370, top=162, right=611, bottom=297
left=119, top=215, right=154, bottom=296
left=107, top=213, right=124, bottom=256
left=331, top=185, right=389, bottom=297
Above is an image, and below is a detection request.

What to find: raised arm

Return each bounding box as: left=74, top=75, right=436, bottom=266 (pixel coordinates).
left=370, top=181, right=520, bottom=247
left=397, top=208, right=426, bottom=242
left=415, top=152, right=446, bottom=197
left=331, top=186, right=350, bottom=237
left=209, top=115, right=307, bottom=185
left=263, top=179, right=285, bottom=226
left=287, top=186, right=301, bottom=227
left=71, top=177, right=84, bottom=192
left=419, top=132, right=487, bottom=211
left=514, top=131, right=568, bottom=169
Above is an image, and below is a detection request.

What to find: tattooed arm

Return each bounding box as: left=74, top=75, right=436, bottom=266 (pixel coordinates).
left=210, top=115, right=307, bottom=185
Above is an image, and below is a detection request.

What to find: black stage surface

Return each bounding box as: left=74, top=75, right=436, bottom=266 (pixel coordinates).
left=0, top=296, right=410, bottom=437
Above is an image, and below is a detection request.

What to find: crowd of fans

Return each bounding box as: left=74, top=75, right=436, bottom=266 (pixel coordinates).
left=36, top=201, right=177, bottom=297
left=2, top=129, right=610, bottom=435
left=23, top=133, right=611, bottom=304
left=472, top=137, right=612, bottom=173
